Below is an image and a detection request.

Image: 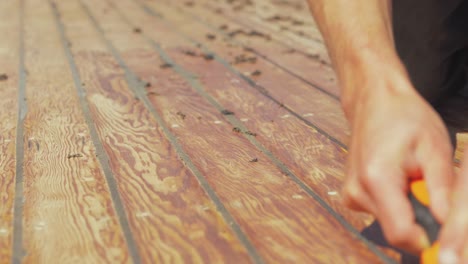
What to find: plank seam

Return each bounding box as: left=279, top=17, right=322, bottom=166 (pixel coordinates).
left=49, top=2, right=142, bottom=263
left=12, top=0, right=27, bottom=262
left=114, top=2, right=395, bottom=263
left=76, top=1, right=265, bottom=263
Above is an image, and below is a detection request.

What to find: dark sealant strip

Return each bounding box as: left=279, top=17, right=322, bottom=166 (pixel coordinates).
left=12, top=0, right=27, bottom=262
left=49, top=2, right=142, bottom=263
left=135, top=0, right=347, bottom=151
left=113, top=2, right=395, bottom=263
left=77, top=1, right=265, bottom=263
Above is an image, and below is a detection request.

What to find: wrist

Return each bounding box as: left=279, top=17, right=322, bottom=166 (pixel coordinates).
left=338, top=50, right=415, bottom=121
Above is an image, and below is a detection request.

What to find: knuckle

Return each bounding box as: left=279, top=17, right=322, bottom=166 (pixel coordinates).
left=385, top=222, right=413, bottom=246
left=342, top=183, right=367, bottom=211
left=361, top=161, right=384, bottom=187
left=342, top=183, right=360, bottom=203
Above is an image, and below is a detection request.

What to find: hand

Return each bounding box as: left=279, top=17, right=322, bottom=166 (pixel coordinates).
left=341, top=72, right=455, bottom=254
left=438, top=152, right=468, bottom=263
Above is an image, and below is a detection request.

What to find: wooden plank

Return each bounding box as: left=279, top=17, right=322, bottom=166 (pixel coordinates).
left=203, top=0, right=322, bottom=35
left=116, top=0, right=367, bottom=227
left=84, top=0, right=392, bottom=262
left=204, top=0, right=324, bottom=45
left=21, top=0, right=129, bottom=262
left=113, top=5, right=400, bottom=263
left=145, top=1, right=463, bottom=261
left=139, top=1, right=350, bottom=146
left=189, top=0, right=326, bottom=57
left=0, top=1, right=19, bottom=261
left=54, top=1, right=253, bottom=263
left=161, top=0, right=339, bottom=98
left=120, top=0, right=366, bottom=224
left=179, top=0, right=329, bottom=63
left=174, top=0, right=468, bottom=152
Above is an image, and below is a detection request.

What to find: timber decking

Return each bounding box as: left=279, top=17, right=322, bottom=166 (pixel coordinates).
left=0, top=0, right=465, bottom=263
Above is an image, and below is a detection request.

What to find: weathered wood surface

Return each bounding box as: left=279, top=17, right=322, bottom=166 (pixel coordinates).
left=138, top=1, right=350, bottom=145
left=79, top=0, right=392, bottom=263
left=54, top=0, right=252, bottom=262
left=180, top=0, right=330, bottom=63
left=116, top=0, right=369, bottom=230
left=161, top=0, right=339, bottom=97
left=8, top=0, right=468, bottom=262
left=0, top=1, right=19, bottom=261
left=21, top=0, right=129, bottom=262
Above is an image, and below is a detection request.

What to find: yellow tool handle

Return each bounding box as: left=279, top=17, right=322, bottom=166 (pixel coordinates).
left=409, top=179, right=441, bottom=264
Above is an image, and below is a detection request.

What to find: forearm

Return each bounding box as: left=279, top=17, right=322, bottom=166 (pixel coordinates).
left=307, top=0, right=412, bottom=118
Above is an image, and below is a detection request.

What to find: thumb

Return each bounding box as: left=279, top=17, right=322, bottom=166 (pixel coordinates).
left=416, top=141, right=454, bottom=223
left=364, top=168, right=430, bottom=253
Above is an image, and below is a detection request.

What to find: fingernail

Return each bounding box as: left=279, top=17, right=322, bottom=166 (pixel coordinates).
left=439, top=249, right=459, bottom=264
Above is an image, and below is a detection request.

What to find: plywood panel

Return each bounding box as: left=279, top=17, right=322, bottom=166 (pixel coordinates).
left=82, top=0, right=391, bottom=262
left=54, top=0, right=253, bottom=262
left=0, top=1, right=19, bottom=261
left=21, top=0, right=129, bottom=262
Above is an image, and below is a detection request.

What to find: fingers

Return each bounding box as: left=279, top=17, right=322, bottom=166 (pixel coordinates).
left=362, top=165, right=430, bottom=253
left=343, top=146, right=377, bottom=214
left=438, top=154, right=468, bottom=264
left=342, top=180, right=376, bottom=213
left=438, top=195, right=468, bottom=264
left=416, top=139, right=455, bottom=222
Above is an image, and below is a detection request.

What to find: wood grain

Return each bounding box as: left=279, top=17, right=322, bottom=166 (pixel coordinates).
left=54, top=0, right=252, bottom=262
left=21, top=0, right=129, bottom=262
left=119, top=0, right=368, bottom=226
left=178, top=0, right=328, bottom=62
left=0, top=1, right=19, bottom=261
left=137, top=1, right=350, bottom=146
left=112, top=8, right=401, bottom=264
left=87, top=1, right=391, bottom=262
left=204, top=0, right=323, bottom=37
left=161, top=0, right=340, bottom=98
